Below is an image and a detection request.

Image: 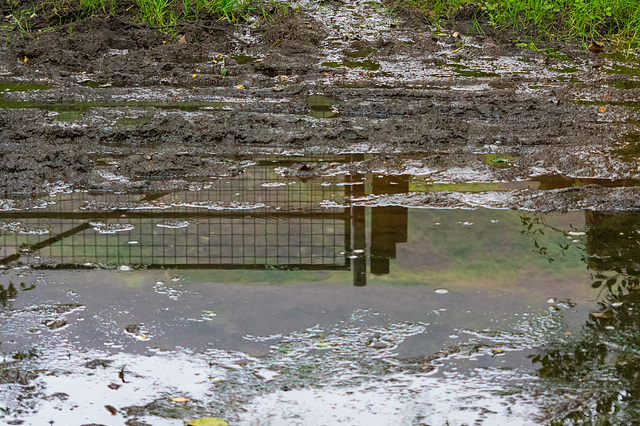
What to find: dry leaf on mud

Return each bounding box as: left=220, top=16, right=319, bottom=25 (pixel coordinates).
left=178, top=35, right=187, bottom=44
left=171, top=397, right=191, bottom=402
left=591, top=311, right=614, bottom=319
left=588, top=41, right=605, bottom=53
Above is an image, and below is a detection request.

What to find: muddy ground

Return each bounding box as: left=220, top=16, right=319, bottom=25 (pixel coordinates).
left=0, top=1, right=639, bottom=210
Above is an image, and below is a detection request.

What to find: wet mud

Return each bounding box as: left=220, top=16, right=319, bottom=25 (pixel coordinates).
left=0, top=0, right=638, bottom=210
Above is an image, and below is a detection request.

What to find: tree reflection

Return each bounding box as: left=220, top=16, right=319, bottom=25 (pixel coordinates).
left=522, top=211, right=640, bottom=424
left=0, top=282, right=18, bottom=308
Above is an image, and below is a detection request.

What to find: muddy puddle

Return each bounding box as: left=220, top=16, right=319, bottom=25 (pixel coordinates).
left=1, top=158, right=640, bottom=424
left=3, top=0, right=640, bottom=423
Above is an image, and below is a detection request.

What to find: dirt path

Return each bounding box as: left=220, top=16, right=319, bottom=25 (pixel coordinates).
left=0, top=2, right=639, bottom=210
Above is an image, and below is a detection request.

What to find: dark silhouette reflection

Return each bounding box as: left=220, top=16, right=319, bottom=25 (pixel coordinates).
left=347, top=155, right=367, bottom=287
left=370, top=176, right=408, bottom=276
left=0, top=157, right=410, bottom=287
left=0, top=282, right=18, bottom=308
left=585, top=211, right=640, bottom=292
left=523, top=211, right=640, bottom=423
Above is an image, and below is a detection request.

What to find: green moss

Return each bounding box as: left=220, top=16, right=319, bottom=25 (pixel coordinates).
left=343, top=60, right=381, bottom=71
left=0, top=82, right=50, bottom=92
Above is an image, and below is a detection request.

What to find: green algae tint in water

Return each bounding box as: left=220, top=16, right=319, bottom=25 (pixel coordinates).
left=1, top=168, right=640, bottom=424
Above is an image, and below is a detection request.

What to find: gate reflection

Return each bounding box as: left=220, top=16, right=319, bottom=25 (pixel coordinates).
left=0, top=156, right=409, bottom=287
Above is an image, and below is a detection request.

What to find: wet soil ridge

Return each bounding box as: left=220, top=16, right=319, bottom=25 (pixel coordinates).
left=0, top=0, right=638, bottom=210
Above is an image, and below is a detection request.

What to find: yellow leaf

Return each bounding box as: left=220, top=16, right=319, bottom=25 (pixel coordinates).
left=452, top=31, right=459, bottom=38
left=185, top=417, right=228, bottom=426
left=192, top=74, right=197, bottom=77
left=235, top=84, right=244, bottom=89
left=171, top=397, right=191, bottom=402
left=597, top=106, right=606, bottom=113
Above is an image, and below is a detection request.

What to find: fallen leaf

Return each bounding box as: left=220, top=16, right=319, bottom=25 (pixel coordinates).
left=591, top=311, right=614, bottom=319
left=597, top=106, right=606, bottom=113
left=235, top=84, right=244, bottom=89
left=105, top=405, right=117, bottom=415
left=178, top=35, right=187, bottom=44
left=452, top=31, right=459, bottom=38
left=588, top=41, right=604, bottom=53
left=171, top=397, right=191, bottom=402
left=192, top=74, right=197, bottom=78
left=185, top=417, right=228, bottom=426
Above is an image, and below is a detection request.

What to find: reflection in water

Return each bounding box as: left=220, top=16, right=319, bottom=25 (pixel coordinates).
left=522, top=211, right=640, bottom=423
left=4, top=157, right=640, bottom=423
left=370, top=175, right=408, bottom=276
left=306, top=95, right=339, bottom=119
left=0, top=283, right=17, bottom=308
left=0, top=158, right=409, bottom=288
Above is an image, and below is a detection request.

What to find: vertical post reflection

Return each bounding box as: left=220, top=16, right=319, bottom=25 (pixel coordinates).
left=370, top=175, right=408, bottom=276
left=349, top=154, right=367, bottom=287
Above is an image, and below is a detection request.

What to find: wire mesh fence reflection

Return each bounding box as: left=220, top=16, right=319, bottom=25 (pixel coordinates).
left=0, top=156, right=410, bottom=286
left=0, top=157, right=351, bottom=270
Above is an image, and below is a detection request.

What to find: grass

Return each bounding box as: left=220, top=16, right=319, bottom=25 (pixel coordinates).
left=4, top=0, right=250, bottom=38
left=395, top=0, right=640, bottom=44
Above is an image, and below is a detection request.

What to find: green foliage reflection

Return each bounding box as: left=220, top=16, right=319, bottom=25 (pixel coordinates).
left=522, top=211, right=640, bottom=424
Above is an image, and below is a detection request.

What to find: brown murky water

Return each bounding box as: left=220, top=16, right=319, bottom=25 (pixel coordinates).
left=1, top=157, right=639, bottom=425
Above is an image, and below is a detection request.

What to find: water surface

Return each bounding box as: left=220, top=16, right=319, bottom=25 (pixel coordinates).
left=0, top=160, right=639, bottom=425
